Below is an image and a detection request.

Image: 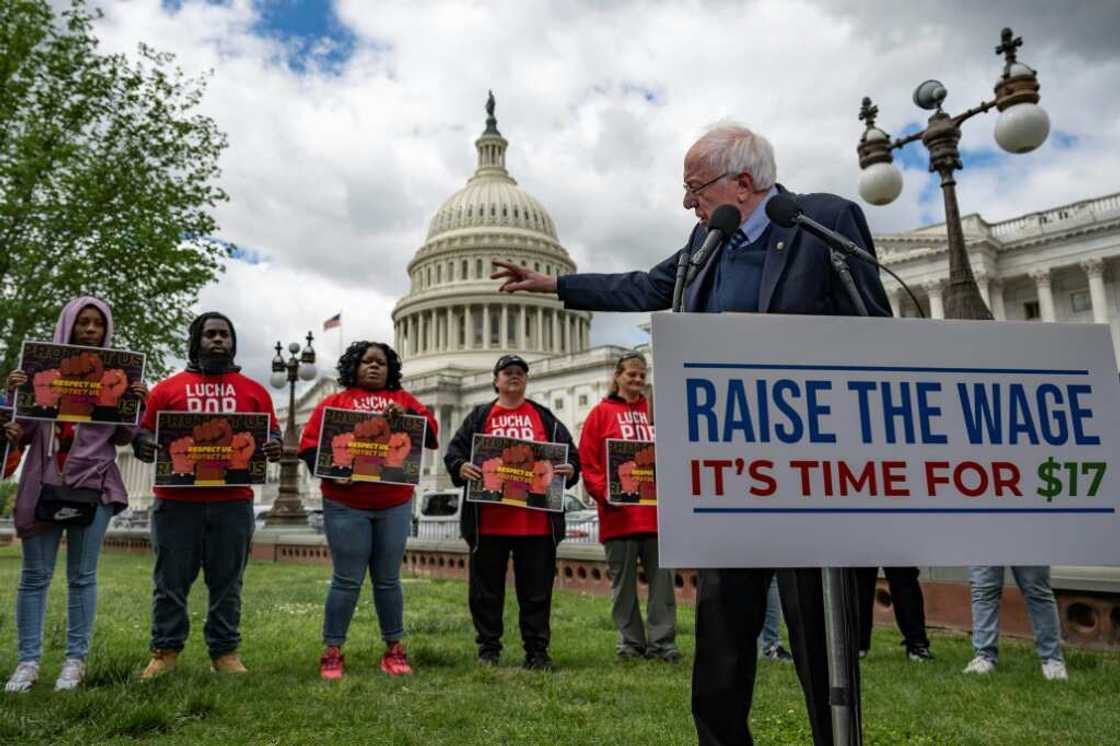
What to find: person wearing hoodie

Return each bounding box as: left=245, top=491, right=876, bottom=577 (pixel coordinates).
left=444, top=354, right=580, bottom=671
left=132, top=312, right=281, bottom=679
left=3, top=297, right=148, bottom=693
left=297, top=341, right=439, bottom=680
left=578, top=351, right=680, bottom=663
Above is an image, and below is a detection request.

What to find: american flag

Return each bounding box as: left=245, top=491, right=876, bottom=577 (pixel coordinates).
left=323, top=312, right=341, bottom=331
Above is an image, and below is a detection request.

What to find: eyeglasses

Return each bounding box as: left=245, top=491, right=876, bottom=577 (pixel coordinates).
left=683, top=172, right=731, bottom=197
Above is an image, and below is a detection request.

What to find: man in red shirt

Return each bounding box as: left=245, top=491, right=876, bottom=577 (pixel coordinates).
left=444, top=355, right=580, bottom=671
left=132, top=312, right=281, bottom=678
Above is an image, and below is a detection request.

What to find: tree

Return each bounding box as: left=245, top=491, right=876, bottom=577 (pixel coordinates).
left=0, top=0, right=231, bottom=377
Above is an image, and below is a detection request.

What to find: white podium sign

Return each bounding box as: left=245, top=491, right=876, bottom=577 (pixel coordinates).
left=651, top=312, right=1120, bottom=568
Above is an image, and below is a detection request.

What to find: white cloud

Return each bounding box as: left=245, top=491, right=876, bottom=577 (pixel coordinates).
left=87, top=0, right=1120, bottom=382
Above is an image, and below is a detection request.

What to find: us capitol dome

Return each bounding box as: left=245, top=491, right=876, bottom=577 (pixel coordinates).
left=391, top=93, right=592, bottom=377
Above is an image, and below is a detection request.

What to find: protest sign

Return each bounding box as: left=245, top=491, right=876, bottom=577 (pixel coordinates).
left=607, top=439, right=657, bottom=505
left=466, top=434, right=568, bottom=512
left=652, top=312, right=1120, bottom=567
left=0, top=406, right=12, bottom=476
left=15, top=341, right=145, bottom=425
left=313, top=407, right=426, bottom=486
left=154, top=412, right=270, bottom=487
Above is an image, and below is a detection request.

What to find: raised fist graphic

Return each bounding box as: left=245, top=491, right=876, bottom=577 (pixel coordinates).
left=353, top=417, right=391, bottom=443
left=97, top=369, right=128, bottom=407
left=529, top=459, right=554, bottom=495
left=634, top=445, right=657, bottom=502
left=32, top=368, right=62, bottom=408
left=192, top=418, right=234, bottom=447
left=386, top=431, right=412, bottom=467
left=59, top=352, right=104, bottom=382
left=481, top=457, right=504, bottom=492
left=169, top=436, right=196, bottom=475
left=618, top=460, right=639, bottom=495
left=331, top=432, right=356, bottom=468
left=228, top=432, right=256, bottom=469
left=500, top=444, right=535, bottom=502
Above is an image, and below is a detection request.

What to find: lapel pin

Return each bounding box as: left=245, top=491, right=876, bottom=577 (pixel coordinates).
left=776, top=241, right=785, bottom=251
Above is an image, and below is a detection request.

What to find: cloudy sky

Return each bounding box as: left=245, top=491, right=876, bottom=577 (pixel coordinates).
left=88, top=0, right=1120, bottom=384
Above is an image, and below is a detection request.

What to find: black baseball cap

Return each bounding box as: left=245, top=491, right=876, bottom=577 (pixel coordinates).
left=493, top=354, right=529, bottom=375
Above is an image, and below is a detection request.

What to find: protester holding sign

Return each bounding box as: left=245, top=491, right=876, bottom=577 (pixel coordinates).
left=578, top=351, right=680, bottom=662
left=444, top=355, right=580, bottom=671
left=297, top=341, right=438, bottom=680
left=132, top=312, right=281, bottom=679
left=3, top=297, right=148, bottom=693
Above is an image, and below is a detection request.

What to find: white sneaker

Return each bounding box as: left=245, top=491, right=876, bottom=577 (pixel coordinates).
left=962, top=655, right=995, bottom=675
left=54, top=658, right=86, bottom=691
left=4, top=661, right=39, bottom=693
left=1041, top=659, right=1068, bottom=681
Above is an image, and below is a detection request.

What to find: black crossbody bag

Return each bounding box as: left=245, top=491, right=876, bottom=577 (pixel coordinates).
left=35, top=483, right=101, bottom=526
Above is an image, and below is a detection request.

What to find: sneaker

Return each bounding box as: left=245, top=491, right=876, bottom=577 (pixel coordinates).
left=763, top=645, right=794, bottom=663
left=617, top=647, right=645, bottom=661
left=962, top=655, right=995, bottom=675
left=652, top=649, right=682, bottom=664
left=522, top=653, right=554, bottom=672
left=54, top=658, right=86, bottom=691
left=4, top=661, right=39, bottom=693
left=380, top=642, right=413, bottom=676
left=140, top=650, right=178, bottom=680
left=320, top=646, right=344, bottom=681
left=1041, top=659, right=1068, bottom=681
left=478, top=650, right=500, bottom=667
left=210, top=652, right=248, bottom=674
left=906, top=645, right=935, bottom=662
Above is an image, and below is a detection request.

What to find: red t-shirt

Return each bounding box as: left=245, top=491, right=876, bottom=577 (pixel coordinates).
left=578, top=395, right=658, bottom=541
left=55, top=423, right=77, bottom=472
left=299, top=387, right=438, bottom=511
left=478, top=400, right=552, bottom=537
left=141, top=370, right=279, bottom=503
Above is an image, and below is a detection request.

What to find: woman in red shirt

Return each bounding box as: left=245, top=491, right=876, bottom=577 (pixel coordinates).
left=299, top=341, right=438, bottom=680
left=578, top=351, right=679, bottom=661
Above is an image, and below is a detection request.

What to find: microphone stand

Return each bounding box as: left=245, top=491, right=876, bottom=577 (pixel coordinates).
left=671, top=250, right=691, bottom=313
left=823, top=246, right=867, bottom=746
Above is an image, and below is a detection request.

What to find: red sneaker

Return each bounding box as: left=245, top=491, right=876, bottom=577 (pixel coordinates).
left=320, top=646, right=344, bottom=680
left=379, top=642, right=413, bottom=676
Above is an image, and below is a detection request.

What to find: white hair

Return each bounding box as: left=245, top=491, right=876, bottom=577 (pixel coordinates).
left=691, top=120, right=777, bottom=191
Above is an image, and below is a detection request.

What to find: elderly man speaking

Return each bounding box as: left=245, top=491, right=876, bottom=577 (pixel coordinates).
left=492, top=121, right=891, bottom=746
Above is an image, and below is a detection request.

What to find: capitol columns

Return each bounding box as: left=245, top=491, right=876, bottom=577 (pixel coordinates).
left=923, top=279, right=946, bottom=320
left=517, top=306, right=527, bottom=349
left=885, top=286, right=901, bottom=317
left=482, top=304, right=491, bottom=349
left=1030, top=268, right=1056, bottom=322
left=1082, top=257, right=1109, bottom=324
left=551, top=309, right=560, bottom=353
left=536, top=307, right=544, bottom=351
left=464, top=304, right=474, bottom=349
left=500, top=304, right=509, bottom=348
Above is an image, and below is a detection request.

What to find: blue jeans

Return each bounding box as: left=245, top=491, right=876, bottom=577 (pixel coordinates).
left=758, top=575, right=784, bottom=653
left=969, top=565, right=1064, bottom=663
left=16, top=503, right=113, bottom=662
left=323, top=498, right=412, bottom=645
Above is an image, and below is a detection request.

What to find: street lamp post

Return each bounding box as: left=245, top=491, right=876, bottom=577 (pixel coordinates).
left=265, top=332, right=318, bottom=528
left=856, top=27, right=1051, bottom=320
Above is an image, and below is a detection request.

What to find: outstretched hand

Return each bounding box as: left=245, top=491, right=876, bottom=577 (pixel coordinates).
left=491, top=260, right=558, bottom=294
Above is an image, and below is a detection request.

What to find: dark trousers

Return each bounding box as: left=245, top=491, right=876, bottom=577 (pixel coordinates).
left=150, top=499, right=254, bottom=658
left=856, top=567, right=930, bottom=650
left=468, top=534, right=556, bottom=657
left=693, top=567, right=844, bottom=746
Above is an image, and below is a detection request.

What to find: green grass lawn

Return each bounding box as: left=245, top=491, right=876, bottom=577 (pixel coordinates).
left=0, top=547, right=1118, bottom=745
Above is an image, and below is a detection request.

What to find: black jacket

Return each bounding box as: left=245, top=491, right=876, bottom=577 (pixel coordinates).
left=444, top=398, right=581, bottom=548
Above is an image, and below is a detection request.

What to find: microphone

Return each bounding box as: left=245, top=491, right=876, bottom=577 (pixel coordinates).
left=685, top=204, right=742, bottom=286
left=766, top=194, right=877, bottom=264
left=765, top=192, right=926, bottom=319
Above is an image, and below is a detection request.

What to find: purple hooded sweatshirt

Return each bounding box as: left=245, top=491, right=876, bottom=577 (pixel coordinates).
left=13, top=296, right=137, bottom=537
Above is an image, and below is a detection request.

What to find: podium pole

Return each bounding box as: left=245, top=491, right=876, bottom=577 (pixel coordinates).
left=824, top=246, right=869, bottom=745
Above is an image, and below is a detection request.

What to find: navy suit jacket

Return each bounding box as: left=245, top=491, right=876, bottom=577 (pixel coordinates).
left=557, top=185, right=891, bottom=318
